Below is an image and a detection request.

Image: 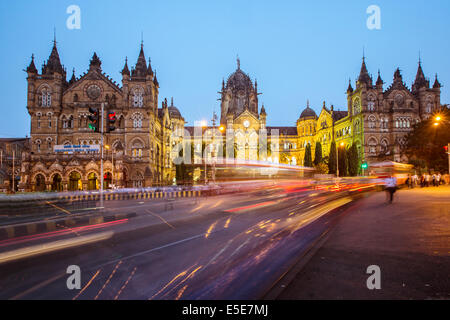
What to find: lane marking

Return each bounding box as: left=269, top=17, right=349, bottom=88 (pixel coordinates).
left=73, top=269, right=101, bottom=300
left=45, top=201, right=71, bottom=215
left=146, top=210, right=175, bottom=229
left=10, top=272, right=66, bottom=300
left=94, top=261, right=122, bottom=300
left=114, top=267, right=137, bottom=300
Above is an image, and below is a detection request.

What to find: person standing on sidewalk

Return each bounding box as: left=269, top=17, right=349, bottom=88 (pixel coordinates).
left=384, top=175, right=398, bottom=204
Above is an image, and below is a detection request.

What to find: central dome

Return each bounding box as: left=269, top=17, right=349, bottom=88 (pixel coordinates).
left=226, top=69, right=253, bottom=90
left=225, top=58, right=254, bottom=91
left=299, top=101, right=317, bottom=119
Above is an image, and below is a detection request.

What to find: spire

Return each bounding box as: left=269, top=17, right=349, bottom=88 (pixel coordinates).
left=413, top=57, right=428, bottom=91
left=153, top=70, right=159, bottom=87
left=357, top=55, right=372, bottom=86
left=69, top=68, right=76, bottom=84
left=394, top=67, right=403, bottom=82
left=376, top=69, right=383, bottom=86
left=42, top=35, right=64, bottom=75
left=26, top=54, right=38, bottom=73
left=433, top=74, right=441, bottom=89
left=132, top=42, right=147, bottom=78
left=260, top=103, right=266, bottom=115
left=347, top=78, right=353, bottom=93
left=121, top=57, right=130, bottom=76
left=147, top=58, right=153, bottom=76
left=89, top=52, right=102, bottom=71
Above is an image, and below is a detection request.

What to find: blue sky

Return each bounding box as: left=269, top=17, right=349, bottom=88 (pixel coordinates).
left=1, top=0, right=449, bottom=137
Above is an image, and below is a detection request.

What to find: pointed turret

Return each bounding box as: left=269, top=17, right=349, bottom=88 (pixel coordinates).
left=42, top=38, right=64, bottom=75
left=89, top=52, right=102, bottom=71
left=347, top=79, right=353, bottom=93
left=393, top=68, right=403, bottom=82
left=147, top=58, right=153, bottom=76
left=121, top=57, right=130, bottom=76
left=260, top=103, right=266, bottom=115
left=132, top=43, right=148, bottom=79
left=69, top=68, right=76, bottom=85
left=357, top=56, right=372, bottom=86
left=412, top=59, right=428, bottom=92
left=376, top=70, right=383, bottom=86
left=26, top=54, right=38, bottom=74
left=153, top=70, right=159, bottom=87
left=433, top=74, right=441, bottom=89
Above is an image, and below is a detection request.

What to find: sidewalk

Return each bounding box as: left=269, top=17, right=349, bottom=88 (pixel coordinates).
left=278, top=186, right=450, bottom=300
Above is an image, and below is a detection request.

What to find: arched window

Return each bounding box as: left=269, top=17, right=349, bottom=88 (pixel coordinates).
left=36, top=113, right=41, bottom=129
left=132, top=113, right=143, bottom=129
left=353, top=98, right=361, bottom=114
left=367, top=94, right=376, bottom=111
left=131, top=139, right=144, bottom=158
left=35, top=139, right=41, bottom=153
left=40, top=87, right=52, bottom=107
left=368, top=137, right=377, bottom=154
left=133, top=87, right=144, bottom=107
left=368, top=115, right=376, bottom=129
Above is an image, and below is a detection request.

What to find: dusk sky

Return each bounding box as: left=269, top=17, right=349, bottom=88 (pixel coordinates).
left=1, top=0, right=449, bottom=137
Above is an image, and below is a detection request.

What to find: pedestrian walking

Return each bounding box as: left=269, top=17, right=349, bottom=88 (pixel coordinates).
left=384, top=175, right=398, bottom=204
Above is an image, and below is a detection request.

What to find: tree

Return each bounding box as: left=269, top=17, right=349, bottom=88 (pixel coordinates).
left=404, top=108, right=450, bottom=173
left=347, top=144, right=359, bottom=176
left=314, top=162, right=329, bottom=174
left=313, top=141, right=323, bottom=166
left=304, top=144, right=313, bottom=167
left=328, top=141, right=337, bottom=174
left=338, top=147, right=348, bottom=176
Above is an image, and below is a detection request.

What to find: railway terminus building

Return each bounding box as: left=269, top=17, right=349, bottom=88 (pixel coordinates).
left=18, top=40, right=443, bottom=191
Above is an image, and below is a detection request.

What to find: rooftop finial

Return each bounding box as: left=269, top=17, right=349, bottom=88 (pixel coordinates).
left=362, top=46, right=365, bottom=61
left=237, top=55, right=240, bottom=70
left=307, top=99, right=310, bottom=108
left=418, top=50, right=422, bottom=66
left=141, top=31, right=144, bottom=48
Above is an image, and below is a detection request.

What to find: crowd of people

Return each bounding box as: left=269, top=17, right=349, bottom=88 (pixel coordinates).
left=405, top=173, right=449, bottom=188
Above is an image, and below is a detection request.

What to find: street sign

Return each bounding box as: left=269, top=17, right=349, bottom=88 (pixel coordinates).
left=54, top=144, right=100, bottom=153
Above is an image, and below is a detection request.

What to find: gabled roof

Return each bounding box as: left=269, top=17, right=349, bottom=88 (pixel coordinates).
left=266, top=126, right=298, bottom=136
left=384, top=68, right=411, bottom=97
left=332, top=110, right=348, bottom=122
left=64, top=54, right=122, bottom=94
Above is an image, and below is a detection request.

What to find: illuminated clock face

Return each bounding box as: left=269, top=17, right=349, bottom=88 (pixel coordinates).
left=243, top=120, right=250, bottom=128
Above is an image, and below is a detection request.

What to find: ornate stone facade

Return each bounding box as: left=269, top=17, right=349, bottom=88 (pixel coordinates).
left=20, top=41, right=183, bottom=192
left=18, top=47, right=444, bottom=190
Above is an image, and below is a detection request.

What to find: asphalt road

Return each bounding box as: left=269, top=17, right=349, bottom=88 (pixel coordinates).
left=276, top=185, right=450, bottom=300
left=0, top=180, right=365, bottom=300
